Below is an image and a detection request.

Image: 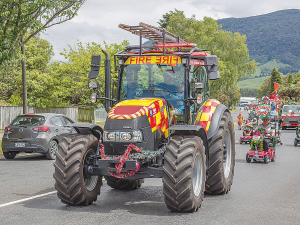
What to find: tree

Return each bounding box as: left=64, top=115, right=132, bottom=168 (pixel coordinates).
left=158, top=10, right=256, bottom=100
left=49, top=41, right=129, bottom=106
left=1, top=0, right=86, bottom=113
left=0, top=0, right=86, bottom=65
left=269, top=68, right=282, bottom=93
left=257, top=77, right=271, bottom=98
left=0, top=36, right=56, bottom=108
left=278, top=84, right=300, bottom=102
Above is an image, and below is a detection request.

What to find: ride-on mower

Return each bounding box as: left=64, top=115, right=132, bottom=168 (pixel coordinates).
left=246, top=131, right=275, bottom=164
left=53, top=23, right=235, bottom=212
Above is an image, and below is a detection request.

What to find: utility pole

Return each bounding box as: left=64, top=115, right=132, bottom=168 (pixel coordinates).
left=21, top=35, right=27, bottom=114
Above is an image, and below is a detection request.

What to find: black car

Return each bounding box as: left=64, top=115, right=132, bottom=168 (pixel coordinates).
left=1, top=113, right=75, bottom=160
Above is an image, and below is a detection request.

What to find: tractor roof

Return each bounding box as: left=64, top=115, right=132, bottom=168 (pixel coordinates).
left=116, top=22, right=212, bottom=58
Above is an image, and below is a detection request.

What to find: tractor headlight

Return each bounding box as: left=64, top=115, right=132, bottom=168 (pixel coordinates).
left=120, top=132, right=132, bottom=141
left=103, top=130, right=143, bottom=142
left=104, top=131, right=116, bottom=141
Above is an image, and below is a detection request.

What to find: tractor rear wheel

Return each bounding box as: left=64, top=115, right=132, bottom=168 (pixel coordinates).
left=206, top=111, right=235, bottom=194
left=53, top=134, right=102, bottom=205
left=163, top=135, right=206, bottom=212
left=105, top=177, right=144, bottom=190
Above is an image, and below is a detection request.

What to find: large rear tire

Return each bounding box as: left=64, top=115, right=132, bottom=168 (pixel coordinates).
left=105, top=177, right=144, bottom=190
left=53, top=134, right=102, bottom=205
left=163, top=135, right=206, bottom=212
left=206, top=111, right=235, bottom=194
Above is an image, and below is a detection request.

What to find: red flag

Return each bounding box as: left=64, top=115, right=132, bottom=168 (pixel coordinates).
left=274, top=82, right=280, bottom=93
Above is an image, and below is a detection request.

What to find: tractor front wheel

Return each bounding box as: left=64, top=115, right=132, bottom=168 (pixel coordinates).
left=53, top=134, right=102, bottom=205
left=163, top=135, right=206, bottom=212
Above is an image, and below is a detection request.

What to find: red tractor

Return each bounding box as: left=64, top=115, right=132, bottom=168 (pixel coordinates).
left=53, top=23, right=235, bottom=212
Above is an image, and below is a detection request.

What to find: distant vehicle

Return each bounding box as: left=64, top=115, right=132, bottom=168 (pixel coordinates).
left=281, top=105, right=300, bottom=129
left=1, top=113, right=75, bottom=160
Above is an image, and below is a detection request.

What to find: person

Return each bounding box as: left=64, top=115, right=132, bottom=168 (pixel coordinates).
left=237, top=112, right=243, bottom=130
left=256, top=116, right=275, bottom=151
left=162, top=69, right=177, bottom=91
left=160, top=70, right=184, bottom=113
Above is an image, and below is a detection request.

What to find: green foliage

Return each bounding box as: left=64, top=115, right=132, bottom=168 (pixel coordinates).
left=270, top=68, right=282, bottom=93
left=0, top=36, right=56, bottom=108
left=278, top=84, right=300, bottom=102
left=0, top=0, right=86, bottom=66
left=218, top=9, right=300, bottom=73
left=257, top=77, right=271, bottom=98
left=49, top=40, right=129, bottom=106
left=158, top=10, right=256, bottom=102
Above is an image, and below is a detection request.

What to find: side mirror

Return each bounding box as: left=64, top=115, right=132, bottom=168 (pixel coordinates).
left=204, top=55, right=220, bottom=80
left=88, top=55, right=101, bottom=79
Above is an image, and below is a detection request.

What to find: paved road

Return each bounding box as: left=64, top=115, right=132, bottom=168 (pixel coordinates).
left=0, top=110, right=300, bottom=224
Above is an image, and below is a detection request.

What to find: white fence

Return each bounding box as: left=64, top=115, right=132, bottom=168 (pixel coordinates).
left=94, top=105, right=108, bottom=123
left=0, top=106, right=78, bottom=130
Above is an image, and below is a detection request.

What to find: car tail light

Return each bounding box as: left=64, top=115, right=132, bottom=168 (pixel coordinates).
left=25, top=115, right=34, bottom=117
left=32, top=126, right=50, bottom=132
left=5, top=127, right=12, bottom=132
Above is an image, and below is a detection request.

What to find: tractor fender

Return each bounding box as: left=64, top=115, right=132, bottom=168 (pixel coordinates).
left=194, top=99, right=229, bottom=140
left=207, top=104, right=229, bottom=140
left=169, top=125, right=210, bottom=167
left=70, top=123, right=103, bottom=140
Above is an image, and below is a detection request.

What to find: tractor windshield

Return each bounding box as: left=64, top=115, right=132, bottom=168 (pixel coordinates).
left=119, top=63, right=185, bottom=113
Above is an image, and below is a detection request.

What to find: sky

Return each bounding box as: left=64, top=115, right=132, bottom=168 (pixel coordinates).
left=39, top=0, right=300, bottom=61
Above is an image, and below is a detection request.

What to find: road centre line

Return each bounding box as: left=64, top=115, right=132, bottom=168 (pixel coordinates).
left=0, top=191, right=57, bottom=208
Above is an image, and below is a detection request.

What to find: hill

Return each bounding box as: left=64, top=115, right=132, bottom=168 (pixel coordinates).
left=218, top=9, right=300, bottom=74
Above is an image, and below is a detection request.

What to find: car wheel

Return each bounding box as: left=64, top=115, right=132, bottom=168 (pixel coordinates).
left=46, top=140, right=58, bottom=160
left=3, top=152, right=17, bottom=159
left=294, top=139, right=298, bottom=147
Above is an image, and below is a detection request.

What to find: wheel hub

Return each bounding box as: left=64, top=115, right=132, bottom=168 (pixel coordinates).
left=223, top=128, right=232, bottom=179
left=193, top=153, right=203, bottom=197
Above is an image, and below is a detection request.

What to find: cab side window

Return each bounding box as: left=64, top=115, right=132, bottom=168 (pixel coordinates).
left=190, top=65, right=208, bottom=99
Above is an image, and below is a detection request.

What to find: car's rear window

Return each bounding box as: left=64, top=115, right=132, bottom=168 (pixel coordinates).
left=11, top=115, right=46, bottom=127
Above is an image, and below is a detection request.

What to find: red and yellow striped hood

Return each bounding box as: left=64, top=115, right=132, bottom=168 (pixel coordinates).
left=108, top=98, right=169, bottom=137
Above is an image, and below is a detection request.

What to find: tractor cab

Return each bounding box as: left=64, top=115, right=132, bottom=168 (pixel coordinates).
left=89, top=22, right=219, bottom=126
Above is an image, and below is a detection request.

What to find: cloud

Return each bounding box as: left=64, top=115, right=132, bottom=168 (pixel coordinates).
left=39, top=0, right=300, bottom=61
